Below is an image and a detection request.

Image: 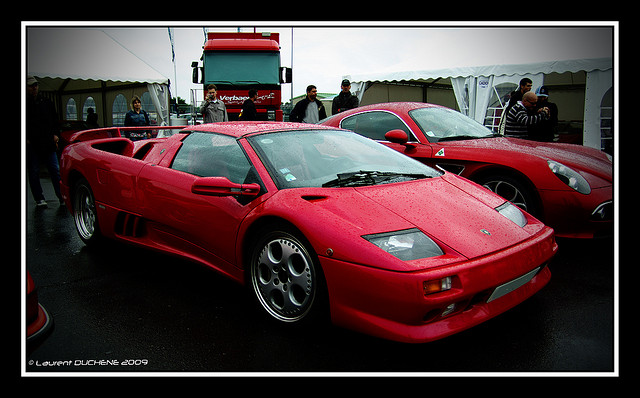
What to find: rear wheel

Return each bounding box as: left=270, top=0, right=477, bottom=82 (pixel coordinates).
left=73, top=178, right=101, bottom=244
left=249, top=226, right=326, bottom=324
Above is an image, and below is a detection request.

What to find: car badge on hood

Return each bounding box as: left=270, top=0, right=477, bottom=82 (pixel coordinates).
left=480, top=229, right=492, bottom=236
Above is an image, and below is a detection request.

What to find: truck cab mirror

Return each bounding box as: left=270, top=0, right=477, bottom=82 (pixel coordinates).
left=191, top=62, right=202, bottom=84
left=280, top=67, right=292, bottom=84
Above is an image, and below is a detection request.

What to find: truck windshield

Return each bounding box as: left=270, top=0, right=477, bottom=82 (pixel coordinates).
left=204, top=52, right=280, bottom=86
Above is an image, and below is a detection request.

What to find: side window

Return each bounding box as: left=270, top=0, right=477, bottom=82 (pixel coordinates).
left=340, top=111, right=412, bottom=141
left=112, top=94, right=128, bottom=126
left=65, top=98, right=77, bottom=120
left=171, top=132, right=254, bottom=184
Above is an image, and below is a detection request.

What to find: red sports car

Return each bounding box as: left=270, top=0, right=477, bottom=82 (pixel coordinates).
left=26, top=271, right=53, bottom=349
left=60, top=123, right=557, bottom=343
left=321, top=102, right=613, bottom=239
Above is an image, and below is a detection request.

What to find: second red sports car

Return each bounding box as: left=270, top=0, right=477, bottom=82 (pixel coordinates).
left=60, top=123, right=557, bottom=343
left=321, top=102, right=613, bottom=239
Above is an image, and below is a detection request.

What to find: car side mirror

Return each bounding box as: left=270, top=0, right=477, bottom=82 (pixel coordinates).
left=385, top=129, right=409, bottom=144
left=385, top=129, right=416, bottom=151
left=191, top=177, right=260, bottom=197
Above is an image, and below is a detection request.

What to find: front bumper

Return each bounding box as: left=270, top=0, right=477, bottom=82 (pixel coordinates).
left=320, top=227, right=557, bottom=343
left=540, top=186, right=613, bottom=239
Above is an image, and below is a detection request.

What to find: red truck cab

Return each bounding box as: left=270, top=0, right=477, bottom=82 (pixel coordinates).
left=192, top=32, right=292, bottom=121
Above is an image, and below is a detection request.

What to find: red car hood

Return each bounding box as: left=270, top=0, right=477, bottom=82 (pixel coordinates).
left=443, top=137, right=612, bottom=183
left=286, top=174, right=542, bottom=268
left=353, top=174, right=537, bottom=259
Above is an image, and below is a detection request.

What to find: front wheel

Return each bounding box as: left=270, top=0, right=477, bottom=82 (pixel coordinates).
left=249, top=227, right=326, bottom=324
left=476, top=174, right=539, bottom=217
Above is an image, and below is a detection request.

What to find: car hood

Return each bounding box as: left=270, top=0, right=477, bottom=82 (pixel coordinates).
left=276, top=174, right=543, bottom=270
left=353, top=174, right=537, bottom=259
left=442, top=137, right=612, bottom=183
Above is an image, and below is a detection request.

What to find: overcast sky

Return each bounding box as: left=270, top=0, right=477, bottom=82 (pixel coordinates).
left=31, top=22, right=615, bottom=103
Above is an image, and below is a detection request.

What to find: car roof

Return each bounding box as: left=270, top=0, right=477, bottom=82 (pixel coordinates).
left=350, top=102, right=442, bottom=113
left=322, top=102, right=443, bottom=124
left=185, top=121, right=338, bottom=138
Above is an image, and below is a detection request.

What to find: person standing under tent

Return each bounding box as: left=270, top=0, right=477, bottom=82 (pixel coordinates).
left=26, top=75, right=63, bottom=207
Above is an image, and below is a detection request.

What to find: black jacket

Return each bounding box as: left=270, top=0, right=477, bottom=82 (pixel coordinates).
left=239, top=99, right=258, bottom=121
left=332, top=91, right=359, bottom=114
left=26, top=95, right=59, bottom=154
left=289, top=97, right=327, bottom=122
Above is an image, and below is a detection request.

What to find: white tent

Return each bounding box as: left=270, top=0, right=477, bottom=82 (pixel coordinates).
left=27, top=27, right=170, bottom=127
left=348, top=57, right=613, bottom=150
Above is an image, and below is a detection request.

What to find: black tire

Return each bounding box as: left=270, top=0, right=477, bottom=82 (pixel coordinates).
left=248, top=224, right=328, bottom=324
left=72, top=178, right=102, bottom=245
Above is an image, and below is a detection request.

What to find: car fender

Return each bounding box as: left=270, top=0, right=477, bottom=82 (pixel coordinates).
left=237, top=187, right=417, bottom=272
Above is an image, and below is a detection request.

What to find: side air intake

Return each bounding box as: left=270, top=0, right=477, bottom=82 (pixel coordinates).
left=114, top=212, right=146, bottom=238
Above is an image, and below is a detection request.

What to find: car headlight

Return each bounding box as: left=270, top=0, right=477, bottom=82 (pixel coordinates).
left=363, top=228, right=444, bottom=261
left=495, top=202, right=527, bottom=227
left=547, top=160, right=591, bottom=194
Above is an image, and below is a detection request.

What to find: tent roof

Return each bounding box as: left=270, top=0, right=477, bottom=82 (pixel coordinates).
left=27, top=27, right=169, bottom=86
left=348, top=57, right=613, bottom=84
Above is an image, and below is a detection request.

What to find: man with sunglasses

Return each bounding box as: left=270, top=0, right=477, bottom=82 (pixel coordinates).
left=504, top=91, right=549, bottom=139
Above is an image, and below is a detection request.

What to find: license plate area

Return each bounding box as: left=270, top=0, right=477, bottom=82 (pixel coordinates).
left=487, top=267, right=540, bottom=303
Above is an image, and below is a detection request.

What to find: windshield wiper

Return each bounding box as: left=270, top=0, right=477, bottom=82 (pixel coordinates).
left=437, top=135, right=483, bottom=142
left=437, top=134, right=498, bottom=142
left=322, top=170, right=428, bottom=188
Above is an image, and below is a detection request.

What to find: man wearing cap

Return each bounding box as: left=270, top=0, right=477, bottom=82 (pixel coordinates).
left=332, top=79, right=359, bottom=115
left=528, top=85, right=558, bottom=142
left=26, top=75, right=63, bottom=207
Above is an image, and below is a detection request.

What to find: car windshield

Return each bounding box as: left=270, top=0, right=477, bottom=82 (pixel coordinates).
left=409, top=107, right=497, bottom=142
left=248, top=129, right=441, bottom=189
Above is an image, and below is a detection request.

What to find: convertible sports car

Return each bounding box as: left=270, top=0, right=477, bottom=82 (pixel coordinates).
left=60, top=122, right=557, bottom=343
left=321, top=102, right=613, bottom=239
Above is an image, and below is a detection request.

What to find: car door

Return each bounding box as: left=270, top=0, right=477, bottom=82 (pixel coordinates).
left=339, top=110, right=433, bottom=158
left=136, top=132, right=263, bottom=271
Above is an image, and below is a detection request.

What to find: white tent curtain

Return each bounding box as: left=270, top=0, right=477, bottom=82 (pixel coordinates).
left=451, top=76, right=493, bottom=123
left=451, top=73, right=543, bottom=125
left=348, top=58, right=612, bottom=149
left=583, top=69, right=613, bottom=149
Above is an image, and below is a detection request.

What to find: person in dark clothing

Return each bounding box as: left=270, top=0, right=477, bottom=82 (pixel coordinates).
left=289, top=85, right=326, bottom=123
left=528, top=86, right=558, bottom=142
left=124, top=95, right=151, bottom=140
left=26, top=75, right=63, bottom=207
left=507, top=78, right=533, bottom=111
left=332, top=79, right=359, bottom=114
left=239, top=89, right=259, bottom=121
left=504, top=91, right=549, bottom=139
left=86, top=107, right=99, bottom=128
left=498, top=77, right=533, bottom=135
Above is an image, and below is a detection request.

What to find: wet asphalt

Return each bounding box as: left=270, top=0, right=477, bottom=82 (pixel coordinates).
left=23, top=178, right=617, bottom=375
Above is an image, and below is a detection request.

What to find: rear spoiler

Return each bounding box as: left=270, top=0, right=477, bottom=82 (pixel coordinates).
left=68, top=126, right=186, bottom=144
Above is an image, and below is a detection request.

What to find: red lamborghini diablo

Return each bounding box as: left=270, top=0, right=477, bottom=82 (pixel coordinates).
left=60, top=123, right=557, bottom=343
